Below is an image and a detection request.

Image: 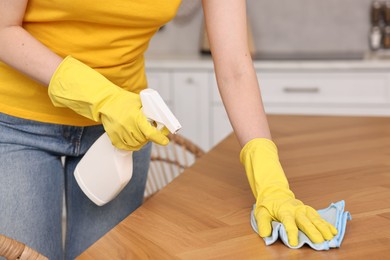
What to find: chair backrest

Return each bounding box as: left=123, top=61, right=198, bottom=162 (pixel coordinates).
left=144, top=134, right=205, bottom=198
left=0, top=234, right=48, bottom=260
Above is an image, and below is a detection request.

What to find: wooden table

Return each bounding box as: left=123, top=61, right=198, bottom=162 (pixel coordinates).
left=78, top=115, right=390, bottom=259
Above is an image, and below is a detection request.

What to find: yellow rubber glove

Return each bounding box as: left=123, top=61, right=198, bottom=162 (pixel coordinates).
left=48, top=56, right=169, bottom=151
left=240, top=138, right=338, bottom=246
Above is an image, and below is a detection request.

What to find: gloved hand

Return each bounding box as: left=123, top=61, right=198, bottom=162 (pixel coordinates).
left=48, top=56, right=169, bottom=151
left=240, top=138, right=338, bottom=246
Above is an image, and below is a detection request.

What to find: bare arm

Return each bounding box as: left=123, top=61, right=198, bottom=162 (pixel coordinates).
left=0, top=0, right=62, bottom=86
left=202, top=0, right=271, bottom=146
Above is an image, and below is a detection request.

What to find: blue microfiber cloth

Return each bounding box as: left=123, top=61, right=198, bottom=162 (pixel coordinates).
left=250, top=200, right=351, bottom=250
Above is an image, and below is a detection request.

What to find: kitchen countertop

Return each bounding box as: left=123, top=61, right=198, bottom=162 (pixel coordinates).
left=145, top=53, right=390, bottom=71
left=78, top=115, right=390, bottom=259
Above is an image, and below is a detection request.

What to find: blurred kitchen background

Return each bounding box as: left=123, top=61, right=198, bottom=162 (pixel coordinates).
left=144, top=0, right=390, bottom=151
left=148, top=0, right=388, bottom=57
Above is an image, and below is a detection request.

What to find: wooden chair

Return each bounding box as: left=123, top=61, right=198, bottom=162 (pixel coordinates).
left=144, top=133, right=205, bottom=199
left=0, top=234, right=48, bottom=260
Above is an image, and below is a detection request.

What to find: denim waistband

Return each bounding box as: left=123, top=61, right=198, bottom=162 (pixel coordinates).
left=0, top=112, right=104, bottom=157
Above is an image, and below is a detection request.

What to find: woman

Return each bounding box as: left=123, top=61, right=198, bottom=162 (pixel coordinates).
left=0, top=0, right=337, bottom=259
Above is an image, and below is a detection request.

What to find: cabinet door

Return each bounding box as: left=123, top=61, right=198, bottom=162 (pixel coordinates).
left=210, top=73, right=233, bottom=147
left=257, top=71, right=390, bottom=115
left=212, top=105, right=233, bottom=146
left=258, top=72, right=389, bottom=104
left=173, top=72, right=210, bottom=151
left=145, top=70, right=172, bottom=107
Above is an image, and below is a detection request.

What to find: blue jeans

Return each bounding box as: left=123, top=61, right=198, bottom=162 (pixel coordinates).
left=0, top=113, right=151, bottom=259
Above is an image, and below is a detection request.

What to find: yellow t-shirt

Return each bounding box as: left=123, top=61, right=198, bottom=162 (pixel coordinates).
left=0, top=0, right=181, bottom=126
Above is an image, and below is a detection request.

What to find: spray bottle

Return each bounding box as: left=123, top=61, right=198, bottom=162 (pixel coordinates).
left=74, top=89, right=181, bottom=206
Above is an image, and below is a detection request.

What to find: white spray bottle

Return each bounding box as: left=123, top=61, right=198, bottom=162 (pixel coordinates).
left=74, top=89, right=181, bottom=206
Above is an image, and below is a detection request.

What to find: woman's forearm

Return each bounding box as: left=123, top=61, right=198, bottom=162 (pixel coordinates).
left=0, top=0, right=62, bottom=86
left=214, top=58, right=272, bottom=146
left=202, top=0, right=271, bottom=146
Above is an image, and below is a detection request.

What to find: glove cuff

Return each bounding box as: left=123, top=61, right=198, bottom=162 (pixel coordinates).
left=240, top=138, right=292, bottom=198
left=48, top=56, right=120, bottom=121
left=240, top=138, right=279, bottom=164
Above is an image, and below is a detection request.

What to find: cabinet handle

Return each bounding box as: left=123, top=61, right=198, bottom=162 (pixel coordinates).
left=186, top=77, right=194, bottom=84
left=283, top=87, right=320, bottom=93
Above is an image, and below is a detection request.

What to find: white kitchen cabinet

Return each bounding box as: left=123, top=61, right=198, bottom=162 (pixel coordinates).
left=259, top=72, right=389, bottom=105
left=146, top=57, right=390, bottom=151
left=211, top=105, right=233, bottom=147
left=257, top=72, right=390, bottom=116
left=172, top=71, right=210, bottom=151
left=145, top=71, right=172, bottom=107
left=209, top=73, right=233, bottom=146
